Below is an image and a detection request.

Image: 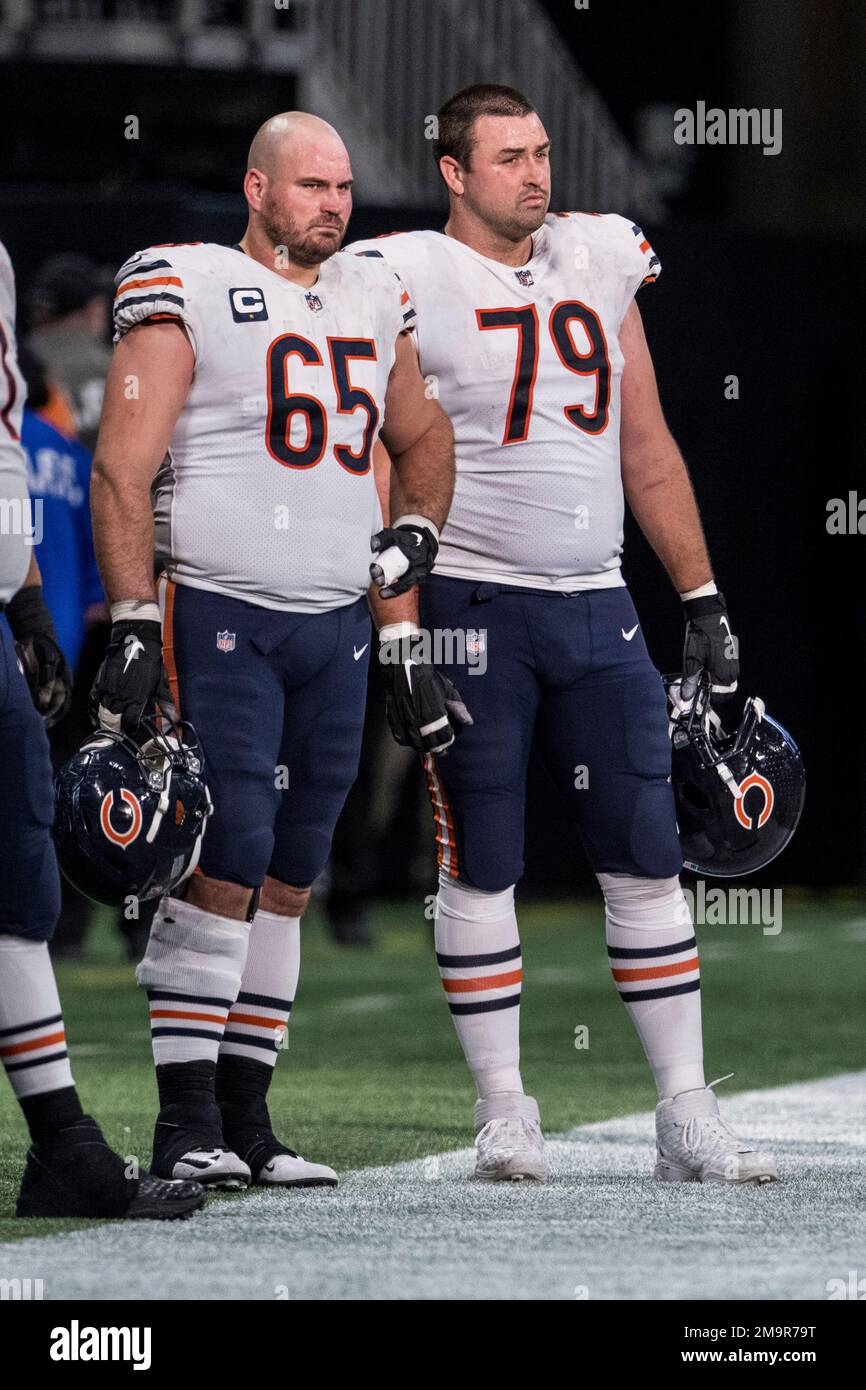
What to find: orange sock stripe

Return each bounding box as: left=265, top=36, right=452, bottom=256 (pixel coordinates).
left=611, top=956, right=699, bottom=984
left=0, top=1029, right=66, bottom=1058
left=226, top=1011, right=287, bottom=1030
left=149, top=1008, right=226, bottom=1025
left=442, top=968, right=523, bottom=995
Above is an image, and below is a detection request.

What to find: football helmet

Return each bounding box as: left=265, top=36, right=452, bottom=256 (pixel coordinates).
left=664, top=671, right=805, bottom=877
left=54, top=718, right=213, bottom=905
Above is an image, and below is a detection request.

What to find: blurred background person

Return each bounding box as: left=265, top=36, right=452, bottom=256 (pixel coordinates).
left=25, top=253, right=112, bottom=451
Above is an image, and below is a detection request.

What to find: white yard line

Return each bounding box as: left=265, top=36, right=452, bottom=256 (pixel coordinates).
left=1, top=1071, right=864, bottom=1301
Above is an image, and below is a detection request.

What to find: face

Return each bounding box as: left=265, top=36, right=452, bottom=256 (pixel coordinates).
left=254, top=138, right=354, bottom=267
left=454, top=112, right=552, bottom=240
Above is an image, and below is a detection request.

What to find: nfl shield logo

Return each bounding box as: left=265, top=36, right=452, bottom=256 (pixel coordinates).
left=216, top=630, right=236, bottom=653
left=466, top=629, right=486, bottom=658
left=305, top=292, right=323, bottom=312
left=515, top=269, right=534, bottom=287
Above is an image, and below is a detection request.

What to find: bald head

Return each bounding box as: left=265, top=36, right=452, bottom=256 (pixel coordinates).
left=243, top=111, right=354, bottom=270
left=247, top=111, right=348, bottom=178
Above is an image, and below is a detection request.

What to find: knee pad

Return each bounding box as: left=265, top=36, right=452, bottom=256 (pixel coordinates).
left=597, top=873, right=692, bottom=934
left=135, top=895, right=251, bottom=1000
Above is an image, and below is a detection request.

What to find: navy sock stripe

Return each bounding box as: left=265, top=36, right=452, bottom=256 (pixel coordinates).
left=149, top=1026, right=226, bottom=1042
left=436, top=944, right=521, bottom=969
left=448, top=993, right=521, bottom=1017
left=147, top=990, right=233, bottom=1009
left=221, top=1031, right=278, bottom=1052
left=0, top=1012, right=63, bottom=1040
left=235, top=991, right=293, bottom=1011
left=618, top=978, right=701, bottom=1004
left=4, top=1049, right=69, bottom=1074
left=607, top=936, right=697, bottom=960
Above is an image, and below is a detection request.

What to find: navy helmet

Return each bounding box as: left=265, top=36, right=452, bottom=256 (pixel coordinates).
left=665, top=671, right=805, bottom=878
left=54, top=718, right=213, bottom=905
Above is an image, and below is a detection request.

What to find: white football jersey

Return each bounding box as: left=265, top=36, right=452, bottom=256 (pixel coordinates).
left=113, top=241, right=415, bottom=612
left=0, top=241, right=33, bottom=603
left=348, top=214, right=659, bottom=590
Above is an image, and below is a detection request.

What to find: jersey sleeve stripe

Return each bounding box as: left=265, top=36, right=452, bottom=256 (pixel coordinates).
left=114, top=275, right=183, bottom=297
left=115, top=258, right=174, bottom=283
left=114, top=291, right=185, bottom=312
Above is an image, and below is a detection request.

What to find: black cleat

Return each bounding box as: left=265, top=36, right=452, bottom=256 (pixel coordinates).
left=151, top=1101, right=250, bottom=1189
left=16, top=1115, right=205, bottom=1219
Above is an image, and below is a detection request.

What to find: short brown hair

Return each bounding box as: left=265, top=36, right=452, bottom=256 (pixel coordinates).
left=433, top=84, right=536, bottom=174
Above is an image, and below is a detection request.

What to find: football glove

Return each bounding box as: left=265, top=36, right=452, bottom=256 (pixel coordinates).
left=370, top=516, right=439, bottom=598
left=682, top=589, right=739, bottom=701
left=90, top=611, right=173, bottom=734
left=7, top=584, right=73, bottom=728
left=379, top=625, right=472, bottom=755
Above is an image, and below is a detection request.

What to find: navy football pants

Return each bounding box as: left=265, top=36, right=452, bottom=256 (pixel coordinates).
left=419, top=577, right=683, bottom=891
left=162, top=580, right=371, bottom=890
left=0, top=620, right=61, bottom=939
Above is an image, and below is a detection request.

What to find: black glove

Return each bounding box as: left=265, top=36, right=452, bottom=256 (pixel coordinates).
left=7, top=584, right=73, bottom=728
left=682, top=589, right=739, bottom=701
left=370, top=521, right=439, bottom=598
left=379, top=630, right=472, bottom=755
left=90, top=618, right=173, bottom=733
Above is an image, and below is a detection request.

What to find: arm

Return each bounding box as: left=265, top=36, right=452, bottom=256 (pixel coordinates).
left=620, top=300, right=738, bottom=696
left=90, top=321, right=194, bottom=605
left=369, top=331, right=455, bottom=605
left=88, top=320, right=193, bottom=729
left=619, top=300, right=712, bottom=594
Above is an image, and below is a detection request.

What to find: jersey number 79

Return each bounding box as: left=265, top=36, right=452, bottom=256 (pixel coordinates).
left=476, top=300, right=610, bottom=444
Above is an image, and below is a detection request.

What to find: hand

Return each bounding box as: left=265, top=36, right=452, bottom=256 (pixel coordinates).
left=90, top=618, right=173, bottom=733
left=370, top=517, right=439, bottom=598
left=7, top=585, right=73, bottom=728
left=379, top=626, right=472, bottom=755
left=682, top=590, right=739, bottom=701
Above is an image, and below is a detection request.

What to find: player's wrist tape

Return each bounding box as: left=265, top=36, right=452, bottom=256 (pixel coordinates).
left=110, top=600, right=161, bottom=625
left=379, top=621, right=421, bottom=643
left=679, top=580, right=718, bottom=602
left=682, top=589, right=727, bottom=620
left=391, top=515, right=440, bottom=546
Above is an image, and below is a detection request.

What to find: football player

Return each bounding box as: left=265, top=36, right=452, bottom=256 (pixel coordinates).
left=88, top=113, right=458, bottom=1189
left=348, top=85, right=779, bottom=1184
left=0, top=241, right=204, bottom=1219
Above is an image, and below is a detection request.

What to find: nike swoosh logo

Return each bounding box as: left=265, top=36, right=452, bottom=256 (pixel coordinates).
left=719, top=615, right=732, bottom=638
left=123, top=636, right=145, bottom=671
left=262, top=1161, right=276, bottom=1173
left=353, top=644, right=368, bottom=660
left=621, top=625, right=639, bottom=641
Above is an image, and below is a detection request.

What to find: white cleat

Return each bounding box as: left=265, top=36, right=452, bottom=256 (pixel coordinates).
left=654, top=1077, right=779, bottom=1185
left=170, top=1148, right=251, bottom=1190
left=253, top=1152, right=338, bottom=1189
left=473, top=1093, right=549, bottom=1183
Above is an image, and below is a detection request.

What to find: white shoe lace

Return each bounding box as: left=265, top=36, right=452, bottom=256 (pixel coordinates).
left=477, top=1117, right=541, bottom=1158
left=680, top=1074, right=751, bottom=1159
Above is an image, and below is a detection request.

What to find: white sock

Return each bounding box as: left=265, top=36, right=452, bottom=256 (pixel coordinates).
left=219, top=910, right=299, bottom=1067
left=136, top=895, right=251, bottom=1066
left=599, top=873, right=705, bottom=1099
left=435, top=872, right=523, bottom=1100
left=0, top=938, right=75, bottom=1099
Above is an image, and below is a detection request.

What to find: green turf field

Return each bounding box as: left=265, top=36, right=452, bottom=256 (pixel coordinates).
left=1, top=894, right=863, bottom=1241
